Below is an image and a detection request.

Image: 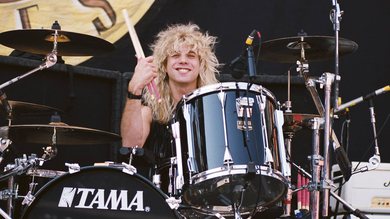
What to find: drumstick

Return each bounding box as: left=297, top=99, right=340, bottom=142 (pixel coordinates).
left=122, top=9, right=161, bottom=102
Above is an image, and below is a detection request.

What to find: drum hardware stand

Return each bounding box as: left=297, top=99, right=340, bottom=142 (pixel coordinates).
left=0, top=154, right=38, bottom=217
left=334, top=85, right=389, bottom=173
left=291, top=161, right=370, bottom=219
left=280, top=66, right=295, bottom=217
left=281, top=131, right=294, bottom=217
left=282, top=69, right=293, bottom=113
left=0, top=30, right=58, bottom=91
left=0, top=34, right=59, bottom=211
left=330, top=0, right=343, bottom=109
left=302, top=73, right=366, bottom=219
left=318, top=72, right=336, bottom=217
left=307, top=117, right=324, bottom=219
left=302, top=71, right=351, bottom=179
left=364, top=98, right=381, bottom=168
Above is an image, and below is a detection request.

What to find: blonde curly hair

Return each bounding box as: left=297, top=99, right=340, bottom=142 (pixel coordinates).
left=143, top=23, right=220, bottom=123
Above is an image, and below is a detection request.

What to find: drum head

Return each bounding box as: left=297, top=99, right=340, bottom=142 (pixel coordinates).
left=21, top=166, right=178, bottom=219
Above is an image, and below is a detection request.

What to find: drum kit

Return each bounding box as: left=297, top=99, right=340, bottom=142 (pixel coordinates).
left=0, top=21, right=124, bottom=219
left=0, top=11, right=381, bottom=219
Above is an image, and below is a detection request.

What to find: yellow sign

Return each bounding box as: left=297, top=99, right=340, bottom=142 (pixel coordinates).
left=0, top=0, right=154, bottom=65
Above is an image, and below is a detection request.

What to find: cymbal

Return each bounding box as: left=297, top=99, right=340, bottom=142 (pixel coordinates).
left=2, top=124, right=121, bottom=145
left=259, top=35, right=358, bottom=63
left=1, top=101, right=62, bottom=116
left=283, top=112, right=320, bottom=133
left=0, top=29, right=115, bottom=56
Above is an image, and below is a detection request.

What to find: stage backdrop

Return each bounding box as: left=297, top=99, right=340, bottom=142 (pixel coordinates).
left=0, top=0, right=388, bottom=173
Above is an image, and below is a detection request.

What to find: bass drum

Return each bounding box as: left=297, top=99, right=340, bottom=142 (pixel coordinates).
left=21, top=166, right=179, bottom=219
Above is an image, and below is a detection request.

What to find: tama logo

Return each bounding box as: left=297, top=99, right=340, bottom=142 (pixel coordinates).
left=58, top=187, right=147, bottom=211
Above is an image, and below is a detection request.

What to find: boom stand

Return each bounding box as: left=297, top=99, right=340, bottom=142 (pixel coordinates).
left=0, top=51, right=57, bottom=90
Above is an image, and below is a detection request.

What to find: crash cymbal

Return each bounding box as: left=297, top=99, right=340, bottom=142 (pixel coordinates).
left=0, top=29, right=115, bottom=56
left=259, top=35, right=358, bottom=63
left=283, top=112, right=320, bottom=133
left=1, top=123, right=121, bottom=145
left=0, top=101, right=62, bottom=116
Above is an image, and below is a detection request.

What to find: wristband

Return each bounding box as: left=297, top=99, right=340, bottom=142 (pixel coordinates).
left=127, top=91, right=142, bottom=100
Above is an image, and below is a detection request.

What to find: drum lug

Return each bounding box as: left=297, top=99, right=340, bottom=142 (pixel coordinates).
left=21, top=190, right=35, bottom=206
left=65, top=162, right=80, bottom=174
left=223, top=147, right=234, bottom=166
left=165, top=196, right=181, bottom=210
left=236, top=97, right=254, bottom=131
left=121, top=162, right=137, bottom=175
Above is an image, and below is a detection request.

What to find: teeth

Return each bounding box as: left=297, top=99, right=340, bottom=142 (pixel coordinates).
left=177, top=68, right=189, bottom=73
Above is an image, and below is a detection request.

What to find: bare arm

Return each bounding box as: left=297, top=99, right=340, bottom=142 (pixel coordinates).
left=120, top=56, right=157, bottom=147
left=120, top=99, right=152, bottom=147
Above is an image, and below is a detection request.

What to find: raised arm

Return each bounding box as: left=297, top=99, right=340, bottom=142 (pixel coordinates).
left=120, top=56, right=157, bottom=147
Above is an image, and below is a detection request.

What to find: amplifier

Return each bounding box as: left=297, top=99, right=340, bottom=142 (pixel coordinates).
left=331, top=162, right=390, bottom=214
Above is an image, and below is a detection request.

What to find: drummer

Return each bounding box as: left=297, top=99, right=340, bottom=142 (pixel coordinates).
left=120, top=23, right=220, bottom=176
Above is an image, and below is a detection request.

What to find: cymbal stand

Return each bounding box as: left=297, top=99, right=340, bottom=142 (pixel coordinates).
left=292, top=160, right=369, bottom=219
left=319, top=72, right=336, bottom=217
left=0, top=30, right=58, bottom=90
left=281, top=131, right=294, bottom=217
left=280, top=70, right=293, bottom=216
left=308, top=117, right=324, bottom=219
left=330, top=0, right=343, bottom=108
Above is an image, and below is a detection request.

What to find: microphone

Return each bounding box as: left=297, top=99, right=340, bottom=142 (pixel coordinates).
left=229, top=29, right=260, bottom=79
left=335, top=85, right=389, bottom=113
left=0, top=89, right=12, bottom=119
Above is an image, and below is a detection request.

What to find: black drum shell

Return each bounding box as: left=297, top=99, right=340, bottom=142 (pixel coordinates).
left=21, top=166, right=179, bottom=219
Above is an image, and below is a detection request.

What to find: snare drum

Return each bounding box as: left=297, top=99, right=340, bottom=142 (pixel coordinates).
left=173, top=82, right=288, bottom=216
left=21, top=166, right=179, bottom=219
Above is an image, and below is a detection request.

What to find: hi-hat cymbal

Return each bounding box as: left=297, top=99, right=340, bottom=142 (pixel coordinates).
left=1, top=124, right=121, bottom=145
left=1, top=101, right=62, bottom=116
left=0, top=29, right=115, bottom=56
left=283, top=112, right=320, bottom=133
left=259, top=35, right=358, bottom=63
